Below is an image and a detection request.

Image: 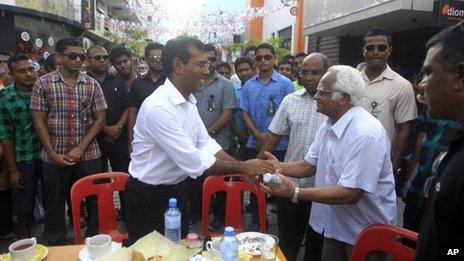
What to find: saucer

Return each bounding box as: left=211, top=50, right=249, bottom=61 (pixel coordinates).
left=79, top=241, right=121, bottom=261
left=0, top=244, right=48, bottom=261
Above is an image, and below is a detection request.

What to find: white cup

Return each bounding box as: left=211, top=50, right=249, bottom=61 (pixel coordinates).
left=85, top=234, right=112, bottom=258
left=205, top=239, right=220, bottom=255
left=9, top=237, right=37, bottom=261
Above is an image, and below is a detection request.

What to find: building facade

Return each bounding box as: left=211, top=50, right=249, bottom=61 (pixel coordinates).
left=302, top=0, right=463, bottom=78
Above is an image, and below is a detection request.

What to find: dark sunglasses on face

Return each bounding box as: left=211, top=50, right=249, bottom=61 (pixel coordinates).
left=147, top=55, right=161, bottom=62
left=90, top=55, right=109, bottom=61
left=63, top=52, right=86, bottom=61
left=255, top=55, right=273, bottom=62
left=207, top=57, right=217, bottom=63
left=365, top=44, right=388, bottom=52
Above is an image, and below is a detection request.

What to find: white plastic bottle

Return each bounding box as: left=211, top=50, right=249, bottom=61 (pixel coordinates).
left=219, top=226, right=239, bottom=261
left=263, top=173, right=283, bottom=187
left=164, top=198, right=181, bottom=243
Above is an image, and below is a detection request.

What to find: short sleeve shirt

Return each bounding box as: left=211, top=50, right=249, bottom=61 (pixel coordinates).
left=239, top=70, right=294, bottom=150
left=129, top=73, right=166, bottom=109
left=268, top=90, right=326, bottom=188
left=360, top=65, right=417, bottom=144
left=0, top=84, right=41, bottom=163
left=305, top=106, right=397, bottom=245
left=30, top=70, right=108, bottom=163
left=193, top=72, right=236, bottom=149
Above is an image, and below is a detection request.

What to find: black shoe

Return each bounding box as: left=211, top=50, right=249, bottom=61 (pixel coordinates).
left=208, top=219, right=224, bottom=231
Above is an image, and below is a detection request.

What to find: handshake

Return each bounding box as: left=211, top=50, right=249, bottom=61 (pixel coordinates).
left=239, top=151, right=281, bottom=183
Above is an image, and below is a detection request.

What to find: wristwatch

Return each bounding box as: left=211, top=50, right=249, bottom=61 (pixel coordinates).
left=292, top=187, right=300, bottom=203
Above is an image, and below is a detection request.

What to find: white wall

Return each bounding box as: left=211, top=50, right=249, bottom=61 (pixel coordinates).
left=262, top=0, right=296, bottom=53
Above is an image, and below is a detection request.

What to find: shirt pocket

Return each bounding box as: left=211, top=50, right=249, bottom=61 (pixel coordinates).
left=369, top=99, right=390, bottom=119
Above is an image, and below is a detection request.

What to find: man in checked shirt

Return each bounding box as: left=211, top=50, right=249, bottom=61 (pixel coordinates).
left=31, top=38, right=107, bottom=245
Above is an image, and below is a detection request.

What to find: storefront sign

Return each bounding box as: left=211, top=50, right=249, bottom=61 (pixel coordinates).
left=81, top=0, right=95, bottom=30
left=435, top=0, right=464, bottom=26
left=48, top=37, right=55, bottom=46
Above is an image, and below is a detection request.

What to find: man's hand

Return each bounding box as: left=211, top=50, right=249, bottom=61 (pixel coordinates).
left=255, top=131, right=267, bottom=143
left=9, top=170, right=24, bottom=189
left=264, top=151, right=282, bottom=174
left=51, top=153, right=75, bottom=167
left=242, top=159, right=275, bottom=178
left=105, top=125, right=122, bottom=140
left=65, top=146, right=85, bottom=163
left=260, top=174, right=295, bottom=199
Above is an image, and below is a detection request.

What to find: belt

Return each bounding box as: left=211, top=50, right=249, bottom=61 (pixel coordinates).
left=129, top=176, right=187, bottom=191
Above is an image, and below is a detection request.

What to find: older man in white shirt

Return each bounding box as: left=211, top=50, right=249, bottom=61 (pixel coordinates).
left=262, top=65, right=397, bottom=260
left=124, top=36, right=274, bottom=245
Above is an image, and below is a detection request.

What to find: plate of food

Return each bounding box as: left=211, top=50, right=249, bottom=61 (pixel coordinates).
left=235, top=232, right=275, bottom=256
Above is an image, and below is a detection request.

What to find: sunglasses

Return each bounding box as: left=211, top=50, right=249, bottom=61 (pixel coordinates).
left=148, top=55, right=161, bottom=62
left=255, top=55, right=273, bottom=62
left=63, top=52, right=86, bottom=61
left=207, top=57, right=217, bottom=63
left=365, top=44, right=389, bottom=52
left=90, top=55, right=109, bottom=61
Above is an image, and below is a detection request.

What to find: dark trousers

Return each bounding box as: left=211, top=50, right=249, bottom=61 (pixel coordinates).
left=245, top=148, right=286, bottom=223
left=277, top=198, right=323, bottom=261
left=13, top=161, right=42, bottom=214
left=0, top=188, right=14, bottom=236
left=402, top=203, right=424, bottom=248
left=43, top=159, right=102, bottom=245
left=99, top=139, right=129, bottom=218
left=124, top=177, right=189, bottom=246
left=99, top=138, right=129, bottom=173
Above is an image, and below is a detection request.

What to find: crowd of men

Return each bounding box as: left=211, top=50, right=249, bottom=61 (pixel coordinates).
left=0, top=22, right=463, bottom=261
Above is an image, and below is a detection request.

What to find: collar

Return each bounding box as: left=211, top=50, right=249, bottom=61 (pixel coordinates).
left=234, top=81, right=243, bottom=90
left=164, top=78, right=197, bottom=106
left=329, top=106, right=360, bottom=139
left=51, top=68, right=86, bottom=84
left=361, top=64, right=395, bottom=83
left=253, top=69, right=279, bottom=83
left=86, top=71, right=111, bottom=84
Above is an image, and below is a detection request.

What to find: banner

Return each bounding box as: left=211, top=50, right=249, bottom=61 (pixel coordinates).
left=435, top=0, right=464, bottom=27
left=82, top=0, right=95, bottom=30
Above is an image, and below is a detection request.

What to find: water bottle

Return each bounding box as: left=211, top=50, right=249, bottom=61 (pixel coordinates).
left=263, top=173, right=283, bottom=187
left=164, top=198, right=181, bottom=243
left=220, top=226, right=239, bottom=261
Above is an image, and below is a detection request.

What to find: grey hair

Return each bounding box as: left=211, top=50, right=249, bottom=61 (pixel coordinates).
left=328, top=65, right=366, bottom=106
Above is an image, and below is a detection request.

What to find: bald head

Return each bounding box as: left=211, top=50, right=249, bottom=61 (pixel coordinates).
left=299, top=52, right=329, bottom=95
left=302, top=52, right=329, bottom=71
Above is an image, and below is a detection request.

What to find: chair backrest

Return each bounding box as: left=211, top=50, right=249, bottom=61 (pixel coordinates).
left=70, top=172, right=129, bottom=244
left=350, top=224, right=419, bottom=261
left=201, top=175, right=266, bottom=237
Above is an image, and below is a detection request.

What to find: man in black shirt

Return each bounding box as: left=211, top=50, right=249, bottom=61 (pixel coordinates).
left=127, top=43, right=166, bottom=153
left=87, top=45, right=129, bottom=173
left=415, top=21, right=464, bottom=260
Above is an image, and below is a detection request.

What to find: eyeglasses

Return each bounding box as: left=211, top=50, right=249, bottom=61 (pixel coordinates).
left=255, top=55, right=273, bottom=62
left=62, top=52, right=86, bottom=61
left=207, top=57, right=217, bottom=63
left=315, top=88, right=340, bottom=96
left=299, top=69, right=322, bottom=78
left=90, top=55, right=109, bottom=61
left=147, top=55, right=161, bottom=62
left=201, top=62, right=212, bottom=70
left=364, top=44, right=389, bottom=52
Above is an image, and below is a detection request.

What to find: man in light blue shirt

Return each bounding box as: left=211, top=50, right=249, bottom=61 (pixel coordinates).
left=239, top=43, right=293, bottom=226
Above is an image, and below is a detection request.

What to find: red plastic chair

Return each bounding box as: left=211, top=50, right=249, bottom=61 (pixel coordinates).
left=350, top=224, right=419, bottom=261
left=202, top=175, right=267, bottom=237
left=70, top=172, right=129, bottom=244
